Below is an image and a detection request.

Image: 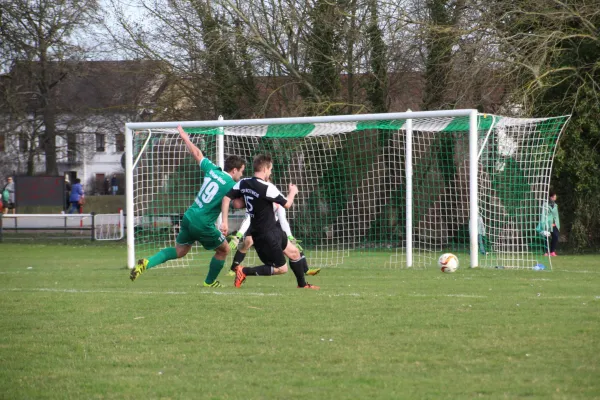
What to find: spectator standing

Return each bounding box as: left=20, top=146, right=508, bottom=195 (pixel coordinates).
left=111, top=175, right=118, bottom=195
left=536, top=191, right=561, bottom=256
left=64, top=177, right=72, bottom=211
left=67, top=178, right=85, bottom=214
left=2, top=176, right=16, bottom=214
left=104, top=177, right=110, bottom=195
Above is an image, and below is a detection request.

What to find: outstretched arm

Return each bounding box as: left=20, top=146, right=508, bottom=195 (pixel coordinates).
left=178, top=125, right=204, bottom=163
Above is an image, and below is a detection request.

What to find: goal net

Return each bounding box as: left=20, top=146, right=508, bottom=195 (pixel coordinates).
left=126, top=111, right=569, bottom=271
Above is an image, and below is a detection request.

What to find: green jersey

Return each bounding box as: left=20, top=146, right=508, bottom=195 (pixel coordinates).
left=185, top=158, right=234, bottom=225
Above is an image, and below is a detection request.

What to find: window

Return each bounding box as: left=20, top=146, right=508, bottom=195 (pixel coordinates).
left=0, top=133, right=5, bottom=152
left=67, top=133, right=77, bottom=163
left=115, top=133, right=125, bottom=152
left=96, top=133, right=105, bottom=152
left=19, top=133, right=28, bottom=152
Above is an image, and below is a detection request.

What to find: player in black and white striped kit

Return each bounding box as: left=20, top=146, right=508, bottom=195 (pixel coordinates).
left=227, top=203, right=321, bottom=277
left=220, top=154, right=319, bottom=289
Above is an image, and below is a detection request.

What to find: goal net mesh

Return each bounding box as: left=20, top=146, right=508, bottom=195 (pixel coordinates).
left=130, top=114, right=568, bottom=270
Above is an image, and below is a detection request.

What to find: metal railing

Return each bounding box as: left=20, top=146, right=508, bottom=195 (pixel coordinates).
left=0, top=210, right=124, bottom=241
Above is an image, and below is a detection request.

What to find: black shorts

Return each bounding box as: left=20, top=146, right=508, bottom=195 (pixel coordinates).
left=252, top=228, right=288, bottom=268
left=6, top=202, right=15, bottom=210
left=244, top=222, right=282, bottom=240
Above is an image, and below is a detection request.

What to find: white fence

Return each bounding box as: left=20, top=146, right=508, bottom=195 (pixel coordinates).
left=0, top=211, right=124, bottom=241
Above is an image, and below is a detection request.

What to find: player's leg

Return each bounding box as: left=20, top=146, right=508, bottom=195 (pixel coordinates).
left=229, top=235, right=253, bottom=273
left=478, top=234, right=487, bottom=255
left=130, top=216, right=194, bottom=281
left=284, top=240, right=319, bottom=289
left=234, top=231, right=288, bottom=287
left=198, top=225, right=230, bottom=287
left=202, top=241, right=230, bottom=287
left=550, top=226, right=559, bottom=256
left=130, top=243, right=190, bottom=281
left=543, top=233, right=551, bottom=256
left=149, top=243, right=190, bottom=268
left=297, top=250, right=321, bottom=276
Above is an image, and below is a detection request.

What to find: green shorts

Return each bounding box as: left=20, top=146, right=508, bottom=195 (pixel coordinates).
left=176, top=214, right=225, bottom=250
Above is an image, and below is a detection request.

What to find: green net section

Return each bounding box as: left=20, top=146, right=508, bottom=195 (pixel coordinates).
left=132, top=130, right=219, bottom=268
left=131, top=115, right=568, bottom=270
left=477, top=116, right=569, bottom=269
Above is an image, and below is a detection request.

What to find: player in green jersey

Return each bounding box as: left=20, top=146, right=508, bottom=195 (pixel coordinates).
left=130, top=126, right=246, bottom=287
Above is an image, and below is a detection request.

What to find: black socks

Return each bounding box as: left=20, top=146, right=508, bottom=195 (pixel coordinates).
left=289, top=256, right=308, bottom=287
left=230, top=250, right=247, bottom=271
left=242, top=265, right=273, bottom=276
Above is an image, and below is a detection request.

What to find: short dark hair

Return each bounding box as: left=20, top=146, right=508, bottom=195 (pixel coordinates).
left=75, top=178, right=81, bottom=184
left=549, top=190, right=556, bottom=198
left=224, top=155, right=245, bottom=172
left=253, top=154, right=273, bottom=172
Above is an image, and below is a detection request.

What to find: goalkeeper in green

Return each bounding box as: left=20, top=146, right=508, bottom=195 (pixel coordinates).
left=130, top=126, right=246, bottom=287
left=227, top=203, right=321, bottom=276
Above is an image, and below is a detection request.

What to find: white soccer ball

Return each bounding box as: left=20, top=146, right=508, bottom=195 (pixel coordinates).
left=439, top=253, right=459, bottom=273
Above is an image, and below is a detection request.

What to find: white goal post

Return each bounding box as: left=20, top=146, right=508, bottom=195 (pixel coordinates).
left=125, top=110, right=569, bottom=271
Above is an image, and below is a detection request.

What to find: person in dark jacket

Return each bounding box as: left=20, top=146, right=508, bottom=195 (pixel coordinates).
left=111, top=175, right=118, bottom=195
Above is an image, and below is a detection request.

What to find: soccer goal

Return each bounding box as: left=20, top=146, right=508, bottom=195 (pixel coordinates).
left=125, top=110, right=569, bottom=271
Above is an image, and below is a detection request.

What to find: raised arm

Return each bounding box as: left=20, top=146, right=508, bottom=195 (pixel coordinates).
left=178, top=125, right=204, bottom=163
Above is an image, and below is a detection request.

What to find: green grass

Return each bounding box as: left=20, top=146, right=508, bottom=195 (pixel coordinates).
left=1, top=243, right=599, bottom=399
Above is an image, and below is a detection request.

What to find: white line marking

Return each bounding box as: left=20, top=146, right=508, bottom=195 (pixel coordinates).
left=2, top=288, right=188, bottom=295
left=0, top=288, right=280, bottom=296
left=556, top=270, right=600, bottom=274
left=2, top=288, right=595, bottom=300
left=409, top=293, right=488, bottom=298
left=201, top=291, right=281, bottom=296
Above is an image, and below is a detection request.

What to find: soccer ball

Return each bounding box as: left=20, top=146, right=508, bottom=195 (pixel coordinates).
left=439, top=253, right=459, bottom=273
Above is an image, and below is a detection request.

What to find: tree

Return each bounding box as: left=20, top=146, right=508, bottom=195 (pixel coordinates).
left=485, top=0, right=600, bottom=250
left=0, top=0, right=99, bottom=176
left=107, top=0, right=259, bottom=120
left=365, top=0, right=388, bottom=113
left=421, top=0, right=465, bottom=110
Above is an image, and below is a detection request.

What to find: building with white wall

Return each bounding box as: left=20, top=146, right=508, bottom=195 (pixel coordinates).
left=0, top=60, right=167, bottom=195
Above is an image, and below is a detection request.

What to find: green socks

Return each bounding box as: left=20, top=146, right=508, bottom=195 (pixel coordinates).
left=146, top=250, right=225, bottom=285
left=205, top=257, right=225, bottom=284
left=147, top=247, right=178, bottom=269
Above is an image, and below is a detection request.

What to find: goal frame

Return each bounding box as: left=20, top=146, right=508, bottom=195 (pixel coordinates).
left=125, top=109, right=480, bottom=270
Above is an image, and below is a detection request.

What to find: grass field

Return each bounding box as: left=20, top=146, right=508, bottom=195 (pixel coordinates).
left=1, top=242, right=599, bottom=399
